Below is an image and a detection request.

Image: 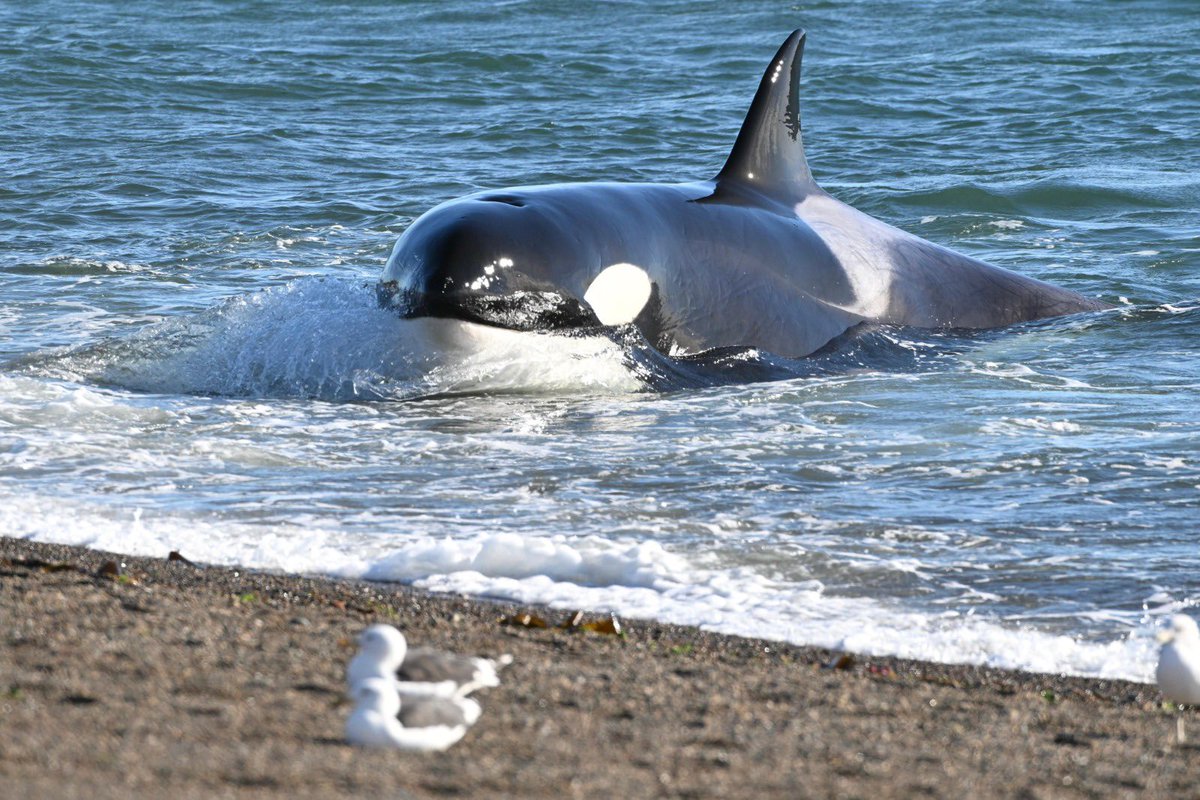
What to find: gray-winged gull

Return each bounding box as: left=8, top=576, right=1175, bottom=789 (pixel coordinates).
left=1156, top=613, right=1200, bottom=744
left=345, top=678, right=476, bottom=751
left=347, top=624, right=510, bottom=698
left=1157, top=614, right=1200, bottom=705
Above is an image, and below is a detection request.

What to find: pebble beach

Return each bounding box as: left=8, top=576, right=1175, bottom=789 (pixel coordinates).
left=2, top=536, right=1196, bottom=799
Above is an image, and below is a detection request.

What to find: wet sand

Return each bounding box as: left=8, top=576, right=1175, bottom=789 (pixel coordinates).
left=1, top=536, right=1194, bottom=799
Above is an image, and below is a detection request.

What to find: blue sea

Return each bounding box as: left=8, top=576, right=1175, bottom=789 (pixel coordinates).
left=2, top=0, right=1197, bottom=680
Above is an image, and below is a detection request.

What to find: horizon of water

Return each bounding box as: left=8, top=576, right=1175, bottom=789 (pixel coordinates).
left=2, top=0, right=1198, bottom=681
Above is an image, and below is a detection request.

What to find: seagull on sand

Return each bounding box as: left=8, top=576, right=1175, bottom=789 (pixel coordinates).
left=347, top=624, right=511, bottom=698
left=345, top=678, right=477, bottom=751
left=1156, top=613, right=1200, bottom=744
left=1157, top=614, right=1200, bottom=705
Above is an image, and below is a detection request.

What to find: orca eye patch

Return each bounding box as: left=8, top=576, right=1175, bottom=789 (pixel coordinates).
left=584, top=263, right=652, bottom=326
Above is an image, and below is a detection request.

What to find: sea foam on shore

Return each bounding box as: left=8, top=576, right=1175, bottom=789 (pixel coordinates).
left=2, top=492, right=1158, bottom=683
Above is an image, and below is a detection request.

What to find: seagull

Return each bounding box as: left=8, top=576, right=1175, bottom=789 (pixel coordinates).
left=346, top=624, right=511, bottom=698
left=398, top=686, right=482, bottom=729
left=1156, top=613, right=1200, bottom=744
left=1157, top=614, right=1200, bottom=703
left=345, top=678, right=475, bottom=751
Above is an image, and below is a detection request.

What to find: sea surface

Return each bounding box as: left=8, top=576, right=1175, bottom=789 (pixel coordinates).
left=3, top=0, right=1198, bottom=680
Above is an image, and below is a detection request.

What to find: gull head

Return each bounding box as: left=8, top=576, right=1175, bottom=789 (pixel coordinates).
left=351, top=677, right=402, bottom=717
left=358, top=624, right=408, bottom=666
left=1157, top=614, right=1200, bottom=645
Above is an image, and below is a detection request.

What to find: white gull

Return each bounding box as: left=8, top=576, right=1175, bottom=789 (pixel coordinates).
left=345, top=678, right=476, bottom=751
left=1156, top=613, right=1200, bottom=744
left=347, top=623, right=510, bottom=698
left=1157, top=614, right=1200, bottom=705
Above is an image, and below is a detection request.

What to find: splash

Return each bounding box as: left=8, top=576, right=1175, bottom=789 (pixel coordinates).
left=18, top=278, right=641, bottom=400
left=14, top=277, right=975, bottom=400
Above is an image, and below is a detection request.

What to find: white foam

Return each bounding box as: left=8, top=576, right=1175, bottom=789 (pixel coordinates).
left=37, top=256, right=154, bottom=274
left=10, top=385, right=176, bottom=427
left=984, top=417, right=1084, bottom=435
left=0, top=492, right=1159, bottom=684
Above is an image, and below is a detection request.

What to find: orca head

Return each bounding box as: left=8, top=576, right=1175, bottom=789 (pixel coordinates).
left=378, top=193, right=604, bottom=332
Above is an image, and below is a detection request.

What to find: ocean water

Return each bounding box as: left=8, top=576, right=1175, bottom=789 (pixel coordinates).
left=2, top=0, right=1198, bottom=681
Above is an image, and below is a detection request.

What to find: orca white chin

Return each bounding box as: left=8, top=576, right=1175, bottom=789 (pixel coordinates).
left=402, top=316, right=643, bottom=396
left=410, top=316, right=557, bottom=353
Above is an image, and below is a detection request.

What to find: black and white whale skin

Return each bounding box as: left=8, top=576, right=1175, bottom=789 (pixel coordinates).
left=379, top=30, right=1109, bottom=358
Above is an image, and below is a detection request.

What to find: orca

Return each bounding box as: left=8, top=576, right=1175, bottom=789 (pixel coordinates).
left=378, top=30, right=1108, bottom=359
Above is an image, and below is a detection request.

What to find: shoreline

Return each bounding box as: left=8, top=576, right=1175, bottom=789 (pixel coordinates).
left=2, top=535, right=1195, bottom=798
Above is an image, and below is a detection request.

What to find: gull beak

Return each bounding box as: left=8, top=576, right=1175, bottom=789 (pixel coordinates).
left=1157, top=629, right=1175, bottom=644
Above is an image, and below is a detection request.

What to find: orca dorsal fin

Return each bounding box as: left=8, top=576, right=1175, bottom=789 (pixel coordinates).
left=713, top=29, right=818, bottom=203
